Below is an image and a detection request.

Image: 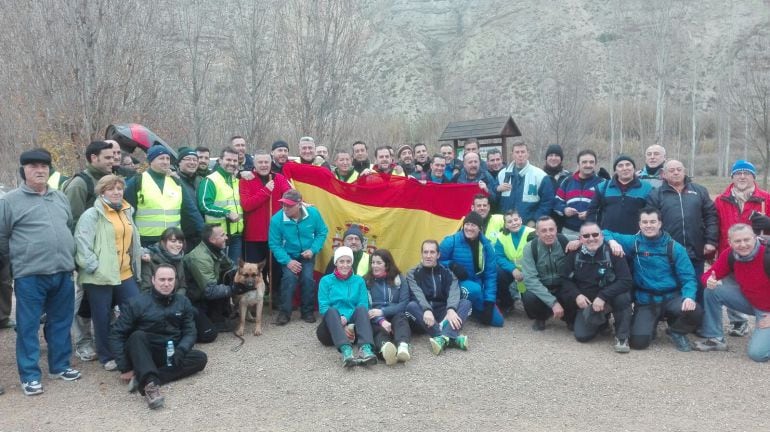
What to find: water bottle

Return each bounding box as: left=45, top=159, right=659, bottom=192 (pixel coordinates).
left=166, top=341, right=174, bottom=367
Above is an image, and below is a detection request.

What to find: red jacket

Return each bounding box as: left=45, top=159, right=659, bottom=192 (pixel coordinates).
left=703, top=244, right=770, bottom=311
left=240, top=173, right=291, bottom=242
left=714, top=183, right=770, bottom=253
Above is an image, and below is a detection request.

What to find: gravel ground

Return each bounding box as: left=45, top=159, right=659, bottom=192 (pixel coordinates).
left=0, top=307, right=767, bottom=432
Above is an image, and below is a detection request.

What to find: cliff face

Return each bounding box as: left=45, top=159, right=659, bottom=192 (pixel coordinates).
left=358, top=0, right=769, bottom=118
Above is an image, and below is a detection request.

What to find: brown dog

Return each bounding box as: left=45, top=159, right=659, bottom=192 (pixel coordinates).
left=233, top=260, right=266, bottom=337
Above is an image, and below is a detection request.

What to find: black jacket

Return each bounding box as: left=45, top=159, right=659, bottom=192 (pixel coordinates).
left=560, top=243, right=632, bottom=302
left=646, top=178, right=718, bottom=260
left=406, top=264, right=460, bottom=311
left=109, top=289, right=196, bottom=373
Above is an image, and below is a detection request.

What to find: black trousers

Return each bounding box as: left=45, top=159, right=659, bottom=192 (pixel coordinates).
left=630, top=295, right=703, bottom=350
left=125, top=330, right=207, bottom=394
left=497, top=269, right=516, bottom=311
left=316, top=306, right=374, bottom=349
left=573, top=293, right=632, bottom=342
left=372, top=313, right=411, bottom=349
left=521, top=288, right=576, bottom=323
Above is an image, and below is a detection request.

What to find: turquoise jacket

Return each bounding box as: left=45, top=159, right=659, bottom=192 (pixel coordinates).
left=268, top=205, right=328, bottom=266
left=318, top=273, right=369, bottom=320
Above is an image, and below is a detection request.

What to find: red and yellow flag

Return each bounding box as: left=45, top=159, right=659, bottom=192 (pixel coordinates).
left=282, top=163, right=483, bottom=272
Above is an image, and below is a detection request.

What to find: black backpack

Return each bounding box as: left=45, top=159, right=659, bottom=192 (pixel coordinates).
left=61, top=171, right=96, bottom=205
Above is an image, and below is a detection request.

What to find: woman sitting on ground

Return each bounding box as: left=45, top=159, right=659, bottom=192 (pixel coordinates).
left=74, top=174, right=141, bottom=372
left=363, top=249, right=412, bottom=365
left=316, top=246, right=377, bottom=367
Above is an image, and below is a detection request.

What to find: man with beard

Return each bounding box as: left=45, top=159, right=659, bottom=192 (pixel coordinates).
left=352, top=141, right=371, bottom=174
left=396, top=145, right=415, bottom=176
left=324, top=224, right=370, bottom=276
left=453, top=152, right=497, bottom=204
left=637, top=144, right=666, bottom=188
left=587, top=155, right=653, bottom=234
left=270, top=140, right=290, bottom=175
left=196, top=146, right=212, bottom=176
left=230, top=135, right=254, bottom=179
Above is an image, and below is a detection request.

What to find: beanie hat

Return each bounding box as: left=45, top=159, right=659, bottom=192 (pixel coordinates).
left=177, top=146, right=197, bottom=161
left=731, top=160, right=756, bottom=178
left=334, top=246, right=354, bottom=264
left=396, top=144, right=412, bottom=158
left=19, top=149, right=52, bottom=166
left=613, top=155, right=636, bottom=170
left=147, top=144, right=174, bottom=163
left=271, top=140, right=289, bottom=151
left=344, top=224, right=364, bottom=243
left=545, top=144, right=564, bottom=160
left=463, top=211, right=484, bottom=228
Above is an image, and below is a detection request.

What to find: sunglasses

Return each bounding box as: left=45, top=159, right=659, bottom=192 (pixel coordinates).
left=581, top=232, right=601, bottom=239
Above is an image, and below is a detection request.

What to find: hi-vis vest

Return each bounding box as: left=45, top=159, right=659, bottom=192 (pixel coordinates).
left=135, top=172, right=182, bottom=237
left=334, top=168, right=359, bottom=183
left=498, top=226, right=535, bottom=292
left=205, top=171, right=243, bottom=235
left=356, top=252, right=370, bottom=276
left=47, top=171, right=62, bottom=190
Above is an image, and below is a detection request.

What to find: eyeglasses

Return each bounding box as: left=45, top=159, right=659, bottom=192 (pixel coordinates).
left=581, top=232, right=601, bottom=239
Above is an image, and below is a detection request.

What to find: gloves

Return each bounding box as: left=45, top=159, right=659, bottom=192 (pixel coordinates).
left=750, top=211, right=770, bottom=232
left=481, top=301, right=496, bottom=325
left=449, top=263, right=469, bottom=281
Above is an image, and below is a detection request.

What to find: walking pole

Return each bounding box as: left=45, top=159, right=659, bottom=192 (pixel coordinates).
left=268, top=175, right=274, bottom=315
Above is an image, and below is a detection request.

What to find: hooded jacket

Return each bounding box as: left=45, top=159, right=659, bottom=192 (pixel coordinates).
left=439, top=231, right=498, bottom=303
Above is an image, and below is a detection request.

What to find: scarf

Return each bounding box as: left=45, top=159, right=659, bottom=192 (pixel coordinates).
left=372, top=268, right=387, bottom=278
left=464, top=235, right=481, bottom=274
left=580, top=244, right=598, bottom=257
left=733, top=240, right=761, bottom=263
left=732, top=184, right=755, bottom=213
left=543, top=164, right=564, bottom=177
left=150, top=243, right=184, bottom=264
left=645, top=164, right=662, bottom=176
left=334, top=268, right=352, bottom=281
left=101, top=196, right=123, bottom=212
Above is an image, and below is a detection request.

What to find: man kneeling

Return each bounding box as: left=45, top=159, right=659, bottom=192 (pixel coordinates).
left=109, top=264, right=207, bottom=409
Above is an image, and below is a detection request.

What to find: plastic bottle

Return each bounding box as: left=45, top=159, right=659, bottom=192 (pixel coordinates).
left=166, top=341, right=174, bottom=367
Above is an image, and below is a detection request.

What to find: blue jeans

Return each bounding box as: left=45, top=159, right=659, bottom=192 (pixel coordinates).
left=461, top=280, right=504, bottom=327
left=702, top=277, right=770, bottom=362
left=279, top=258, right=315, bottom=316
left=84, top=278, right=140, bottom=364
left=15, top=272, right=74, bottom=382
left=227, top=235, right=243, bottom=268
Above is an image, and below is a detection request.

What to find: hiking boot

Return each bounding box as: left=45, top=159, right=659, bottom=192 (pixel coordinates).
left=0, top=318, right=15, bottom=329
left=340, top=344, right=356, bottom=368
left=613, top=338, right=630, bottom=354
left=274, top=313, right=290, bottom=326
left=301, top=313, right=316, bottom=324
left=127, top=377, right=138, bottom=393
left=144, top=382, right=164, bottom=410
left=729, top=321, right=749, bottom=337
left=450, top=335, right=469, bottom=351
left=380, top=341, right=397, bottom=366
left=22, top=380, right=43, bottom=396
left=49, top=368, right=81, bottom=381
left=430, top=335, right=449, bottom=355
left=358, top=344, right=378, bottom=366
left=669, top=332, right=692, bottom=352
left=694, top=337, right=728, bottom=352
left=103, top=360, right=118, bottom=371
left=532, top=319, right=546, bottom=331
left=75, top=345, right=97, bottom=362
left=396, top=342, right=411, bottom=362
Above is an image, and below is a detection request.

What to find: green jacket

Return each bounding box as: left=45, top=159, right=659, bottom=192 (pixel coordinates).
left=75, top=199, right=141, bottom=286
left=183, top=241, right=232, bottom=303
left=63, top=165, right=110, bottom=227
left=198, top=165, right=236, bottom=219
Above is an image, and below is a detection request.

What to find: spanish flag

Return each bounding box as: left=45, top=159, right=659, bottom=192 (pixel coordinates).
left=282, top=163, right=483, bottom=272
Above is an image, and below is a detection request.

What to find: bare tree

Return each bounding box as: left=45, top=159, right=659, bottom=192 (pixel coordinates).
left=537, top=48, right=590, bottom=148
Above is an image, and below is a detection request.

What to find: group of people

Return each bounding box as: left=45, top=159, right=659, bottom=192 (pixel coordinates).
left=1, top=133, right=769, bottom=409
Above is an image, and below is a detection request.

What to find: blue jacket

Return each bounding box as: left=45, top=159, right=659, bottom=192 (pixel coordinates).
left=318, top=273, right=368, bottom=320
left=554, top=173, right=605, bottom=232
left=454, top=169, right=498, bottom=203
left=603, top=230, right=697, bottom=304
left=439, top=231, right=498, bottom=303
left=367, top=275, right=409, bottom=321
left=268, top=205, right=329, bottom=266
left=497, top=162, right=554, bottom=224
left=587, top=175, right=653, bottom=234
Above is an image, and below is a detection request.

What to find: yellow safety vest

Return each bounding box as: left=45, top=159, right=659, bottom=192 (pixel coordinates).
left=334, top=169, right=359, bottom=183
left=356, top=252, right=370, bottom=276
left=498, top=226, right=535, bottom=293
left=485, top=214, right=505, bottom=244
left=47, top=171, right=62, bottom=190
left=205, top=171, right=243, bottom=235
left=135, top=172, right=183, bottom=237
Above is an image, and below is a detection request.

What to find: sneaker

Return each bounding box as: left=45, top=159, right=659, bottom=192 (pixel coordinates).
left=144, top=382, right=164, bottom=409
left=49, top=368, right=81, bottom=381
left=127, top=377, right=138, bottom=393
left=669, top=332, right=692, bottom=352
left=430, top=335, right=449, bottom=355
left=22, top=380, right=44, bottom=396
left=0, top=318, right=15, bottom=329
left=532, top=319, right=546, bottom=331
left=694, top=337, right=728, bottom=352
left=728, top=321, right=749, bottom=337
left=613, top=338, right=630, bottom=354
left=340, top=344, right=356, bottom=368
left=75, top=345, right=97, bottom=362
left=274, top=313, right=290, bottom=326
left=358, top=344, right=378, bottom=366
left=103, top=360, right=118, bottom=371
left=450, top=335, right=469, bottom=351
left=301, top=313, right=316, bottom=324
left=380, top=341, right=397, bottom=366
left=396, top=342, right=411, bottom=362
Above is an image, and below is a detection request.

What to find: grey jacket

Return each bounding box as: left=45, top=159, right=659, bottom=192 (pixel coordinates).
left=0, top=184, right=75, bottom=278
left=519, top=238, right=567, bottom=307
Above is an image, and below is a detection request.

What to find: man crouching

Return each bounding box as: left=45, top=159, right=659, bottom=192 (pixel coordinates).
left=109, top=264, right=207, bottom=409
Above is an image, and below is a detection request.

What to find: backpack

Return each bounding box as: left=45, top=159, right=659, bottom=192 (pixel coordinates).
left=633, top=237, right=679, bottom=293
left=570, top=244, right=616, bottom=288
left=530, top=233, right=570, bottom=262
left=61, top=171, right=96, bottom=204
